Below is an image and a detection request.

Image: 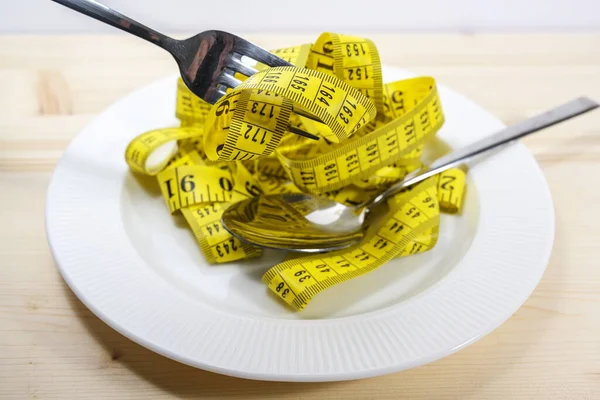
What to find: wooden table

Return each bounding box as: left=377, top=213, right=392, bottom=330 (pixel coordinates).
left=1, top=33, right=599, bottom=399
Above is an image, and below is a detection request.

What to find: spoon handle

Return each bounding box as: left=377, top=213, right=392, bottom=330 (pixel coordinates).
left=368, top=96, right=598, bottom=208
left=50, top=0, right=176, bottom=50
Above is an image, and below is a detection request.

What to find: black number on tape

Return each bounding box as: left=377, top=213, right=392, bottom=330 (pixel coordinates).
left=390, top=221, right=404, bottom=234
left=216, top=241, right=234, bottom=257
left=215, top=100, right=230, bottom=116
left=366, top=143, right=378, bottom=164
left=375, top=238, right=388, bottom=249
left=276, top=282, right=290, bottom=298
left=406, top=207, right=421, bottom=219
left=300, top=171, right=316, bottom=185
left=245, top=181, right=263, bottom=196
left=440, top=175, right=456, bottom=190
left=345, top=43, right=366, bottom=57
left=346, top=153, right=359, bottom=174
left=263, top=71, right=282, bottom=83
left=324, top=163, right=338, bottom=182
left=315, top=264, right=331, bottom=273
left=422, top=196, right=436, bottom=209
left=251, top=102, right=275, bottom=118
left=219, top=177, right=233, bottom=191
left=181, top=175, right=195, bottom=192
left=410, top=243, right=423, bottom=254
left=317, top=84, right=336, bottom=107
left=354, top=251, right=370, bottom=261
left=206, top=223, right=220, bottom=236
left=164, top=179, right=175, bottom=198
left=196, top=205, right=218, bottom=218
left=291, top=77, right=308, bottom=92
left=244, top=126, right=267, bottom=144
left=404, top=121, right=416, bottom=142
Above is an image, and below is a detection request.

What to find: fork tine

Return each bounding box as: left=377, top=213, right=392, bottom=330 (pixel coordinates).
left=287, top=126, right=320, bottom=141
left=227, top=55, right=259, bottom=77
left=293, top=108, right=325, bottom=123
left=216, top=72, right=321, bottom=123
left=217, top=68, right=323, bottom=121
left=215, top=86, right=228, bottom=99
left=218, top=73, right=243, bottom=89
left=230, top=37, right=327, bottom=126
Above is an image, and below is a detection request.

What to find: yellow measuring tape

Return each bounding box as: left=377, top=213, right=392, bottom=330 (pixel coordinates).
left=263, top=177, right=440, bottom=310
left=125, top=32, right=467, bottom=310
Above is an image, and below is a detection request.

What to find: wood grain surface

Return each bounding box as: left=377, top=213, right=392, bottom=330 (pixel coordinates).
left=1, top=33, right=599, bottom=400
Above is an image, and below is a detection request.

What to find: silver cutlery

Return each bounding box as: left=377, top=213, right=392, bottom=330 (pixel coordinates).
left=222, top=97, right=599, bottom=252
left=50, top=0, right=321, bottom=140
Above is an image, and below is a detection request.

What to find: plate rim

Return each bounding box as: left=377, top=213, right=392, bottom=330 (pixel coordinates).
left=46, top=67, right=555, bottom=382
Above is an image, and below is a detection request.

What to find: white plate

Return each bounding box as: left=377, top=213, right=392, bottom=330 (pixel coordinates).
left=46, top=66, right=554, bottom=382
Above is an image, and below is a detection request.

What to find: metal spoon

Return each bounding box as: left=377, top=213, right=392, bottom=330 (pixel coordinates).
left=222, top=97, right=598, bottom=253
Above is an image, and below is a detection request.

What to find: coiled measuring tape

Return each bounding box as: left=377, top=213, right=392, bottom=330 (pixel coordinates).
left=125, top=32, right=467, bottom=311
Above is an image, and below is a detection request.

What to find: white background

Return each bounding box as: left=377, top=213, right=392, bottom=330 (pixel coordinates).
left=3, top=0, right=600, bottom=33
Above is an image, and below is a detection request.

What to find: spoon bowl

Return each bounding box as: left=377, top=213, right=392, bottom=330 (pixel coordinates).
left=222, top=193, right=366, bottom=252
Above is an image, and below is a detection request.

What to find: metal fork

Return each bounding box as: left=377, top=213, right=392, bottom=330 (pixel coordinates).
left=50, top=0, right=321, bottom=140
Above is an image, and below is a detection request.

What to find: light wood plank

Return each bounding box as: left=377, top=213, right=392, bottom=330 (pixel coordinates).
left=1, top=34, right=599, bottom=400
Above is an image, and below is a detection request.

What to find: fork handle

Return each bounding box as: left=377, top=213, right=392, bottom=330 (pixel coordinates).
left=51, top=0, right=176, bottom=50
